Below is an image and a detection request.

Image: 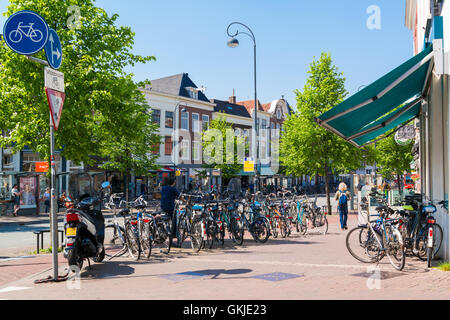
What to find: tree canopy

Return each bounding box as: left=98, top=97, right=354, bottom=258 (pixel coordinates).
left=202, top=113, right=248, bottom=180
left=280, top=52, right=374, bottom=212
left=0, top=0, right=158, bottom=171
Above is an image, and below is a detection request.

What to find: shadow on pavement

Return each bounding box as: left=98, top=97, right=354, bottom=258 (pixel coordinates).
left=186, top=268, right=253, bottom=279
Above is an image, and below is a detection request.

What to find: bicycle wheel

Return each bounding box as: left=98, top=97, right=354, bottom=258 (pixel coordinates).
left=104, top=225, right=126, bottom=258
left=140, top=222, right=152, bottom=259
left=280, top=217, right=288, bottom=238
left=346, top=226, right=382, bottom=263
left=417, top=223, right=443, bottom=263
left=252, top=218, right=270, bottom=243
left=218, top=221, right=225, bottom=247
left=296, top=215, right=307, bottom=235
left=313, top=213, right=328, bottom=235
left=177, top=216, right=187, bottom=247
left=125, top=222, right=141, bottom=261
left=272, top=218, right=279, bottom=238
left=383, top=227, right=405, bottom=271
left=190, top=220, right=204, bottom=253
left=230, top=218, right=244, bottom=246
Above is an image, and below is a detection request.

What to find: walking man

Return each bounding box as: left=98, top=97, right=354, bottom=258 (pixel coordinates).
left=335, top=182, right=351, bottom=231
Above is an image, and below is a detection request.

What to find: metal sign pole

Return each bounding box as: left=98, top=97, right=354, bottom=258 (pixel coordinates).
left=50, top=117, right=58, bottom=280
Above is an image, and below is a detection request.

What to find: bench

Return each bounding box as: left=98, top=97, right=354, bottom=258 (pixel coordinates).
left=33, top=229, right=65, bottom=254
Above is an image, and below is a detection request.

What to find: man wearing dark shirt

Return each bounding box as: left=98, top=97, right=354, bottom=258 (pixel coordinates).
left=160, top=177, right=180, bottom=241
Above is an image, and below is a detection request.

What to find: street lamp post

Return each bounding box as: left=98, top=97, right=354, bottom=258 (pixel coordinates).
left=227, top=22, right=259, bottom=192
left=173, top=102, right=186, bottom=188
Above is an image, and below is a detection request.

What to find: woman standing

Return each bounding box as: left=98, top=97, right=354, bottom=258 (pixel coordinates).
left=335, top=182, right=351, bottom=231
left=11, top=184, right=22, bottom=217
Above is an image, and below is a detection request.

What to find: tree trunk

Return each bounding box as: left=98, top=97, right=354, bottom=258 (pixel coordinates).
left=397, top=174, right=402, bottom=195
left=324, top=162, right=332, bottom=215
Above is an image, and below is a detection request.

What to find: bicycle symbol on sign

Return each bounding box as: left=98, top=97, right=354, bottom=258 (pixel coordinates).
left=8, top=22, right=44, bottom=44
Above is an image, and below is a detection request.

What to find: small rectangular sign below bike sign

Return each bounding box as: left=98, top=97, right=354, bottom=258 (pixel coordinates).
left=44, top=67, right=64, bottom=93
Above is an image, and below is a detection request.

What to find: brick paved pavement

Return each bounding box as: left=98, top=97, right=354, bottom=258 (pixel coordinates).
left=0, top=213, right=448, bottom=300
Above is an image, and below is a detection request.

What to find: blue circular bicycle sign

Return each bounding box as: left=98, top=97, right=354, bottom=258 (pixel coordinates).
left=3, top=10, right=49, bottom=55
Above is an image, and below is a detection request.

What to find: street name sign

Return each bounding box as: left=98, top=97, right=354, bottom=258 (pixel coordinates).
left=44, top=67, right=65, bottom=93
left=45, top=88, right=65, bottom=131
left=44, top=28, right=62, bottom=69
left=3, top=10, right=49, bottom=55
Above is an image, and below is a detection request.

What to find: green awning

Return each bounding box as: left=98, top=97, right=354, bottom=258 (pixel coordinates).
left=316, top=45, right=434, bottom=147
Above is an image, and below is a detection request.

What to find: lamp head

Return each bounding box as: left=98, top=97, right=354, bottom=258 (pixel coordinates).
left=227, top=38, right=239, bottom=48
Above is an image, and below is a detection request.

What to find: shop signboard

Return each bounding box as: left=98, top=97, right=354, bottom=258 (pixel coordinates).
left=36, top=161, right=49, bottom=173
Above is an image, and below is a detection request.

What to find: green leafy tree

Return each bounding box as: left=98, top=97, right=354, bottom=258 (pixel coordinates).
left=202, top=113, right=248, bottom=181
left=0, top=0, right=157, bottom=174
left=280, top=53, right=374, bottom=214
left=375, top=133, right=414, bottom=193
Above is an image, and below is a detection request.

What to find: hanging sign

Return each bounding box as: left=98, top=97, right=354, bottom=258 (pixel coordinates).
left=395, top=124, right=415, bottom=146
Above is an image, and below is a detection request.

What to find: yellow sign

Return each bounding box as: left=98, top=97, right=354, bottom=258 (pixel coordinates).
left=244, top=161, right=255, bottom=173
left=176, top=170, right=181, bottom=177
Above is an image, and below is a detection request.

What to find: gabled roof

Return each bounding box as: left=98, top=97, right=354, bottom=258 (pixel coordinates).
left=236, top=100, right=265, bottom=114
left=210, top=99, right=252, bottom=118
left=147, top=73, right=210, bottom=102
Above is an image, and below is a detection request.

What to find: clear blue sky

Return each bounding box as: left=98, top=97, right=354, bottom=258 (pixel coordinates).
left=0, top=0, right=413, bottom=108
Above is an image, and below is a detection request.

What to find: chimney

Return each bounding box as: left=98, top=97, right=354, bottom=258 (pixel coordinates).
left=229, top=89, right=236, bottom=104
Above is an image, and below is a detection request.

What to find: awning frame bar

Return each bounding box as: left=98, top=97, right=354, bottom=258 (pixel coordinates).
left=347, top=96, right=423, bottom=141
left=319, top=51, right=434, bottom=125
left=360, top=116, right=420, bottom=148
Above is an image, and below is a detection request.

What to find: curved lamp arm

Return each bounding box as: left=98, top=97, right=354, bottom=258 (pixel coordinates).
left=227, top=22, right=256, bottom=45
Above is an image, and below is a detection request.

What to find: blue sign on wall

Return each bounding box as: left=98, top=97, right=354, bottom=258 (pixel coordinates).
left=3, top=10, right=49, bottom=55
left=45, top=28, right=63, bottom=69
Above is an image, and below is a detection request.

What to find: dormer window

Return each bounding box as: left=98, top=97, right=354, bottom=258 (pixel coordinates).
left=186, top=87, right=199, bottom=100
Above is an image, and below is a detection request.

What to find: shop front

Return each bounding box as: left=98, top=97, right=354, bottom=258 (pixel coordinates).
left=316, top=36, right=449, bottom=260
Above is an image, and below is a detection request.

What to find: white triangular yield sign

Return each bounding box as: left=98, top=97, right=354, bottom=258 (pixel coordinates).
left=45, top=88, right=65, bottom=131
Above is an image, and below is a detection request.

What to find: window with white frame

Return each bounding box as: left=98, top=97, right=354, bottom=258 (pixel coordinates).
left=181, top=111, right=189, bottom=131
left=202, top=115, right=209, bottom=131
left=271, top=123, right=275, bottom=138
left=192, top=113, right=200, bottom=132
left=181, top=139, right=190, bottom=160
left=188, top=90, right=198, bottom=100
left=193, top=141, right=201, bottom=161
left=261, top=119, right=267, bottom=137
left=277, top=108, right=282, bottom=120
